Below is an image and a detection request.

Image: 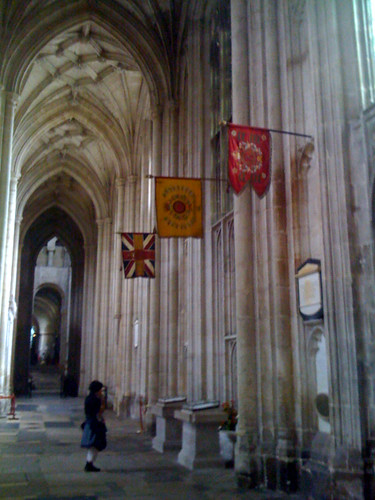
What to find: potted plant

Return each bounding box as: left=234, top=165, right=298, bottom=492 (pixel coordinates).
left=218, top=400, right=237, bottom=467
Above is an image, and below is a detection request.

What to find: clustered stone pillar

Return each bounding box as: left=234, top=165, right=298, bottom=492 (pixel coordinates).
left=80, top=242, right=97, bottom=392
left=158, top=100, right=179, bottom=398
left=231, top=0, right=259, bottom=485
left=91, top=219, right=105, bottom=376
left=98, top=217, right=112, bottom=382
left=121, top=175, right=137, bottom=414
left=8, top=215, right=22, bottom=389
left=0, top=89, right=18, bottom=400
left=1, top=175, right=20, bottom=394
left=148, top=106, right=163, bottom=411
left=167, top=101, right=179, bottom=397
left=110, top=178, right=126, bottom=397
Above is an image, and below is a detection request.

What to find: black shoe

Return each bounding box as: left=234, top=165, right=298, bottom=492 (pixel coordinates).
left=84, top=462, right=100, bottom=472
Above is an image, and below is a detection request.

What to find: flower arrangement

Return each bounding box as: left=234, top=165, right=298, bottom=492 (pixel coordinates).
left=219, top=400, right=237, bottom=431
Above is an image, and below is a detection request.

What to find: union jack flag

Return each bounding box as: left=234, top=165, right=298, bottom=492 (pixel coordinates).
left=121, top=233, right=155, bottom=278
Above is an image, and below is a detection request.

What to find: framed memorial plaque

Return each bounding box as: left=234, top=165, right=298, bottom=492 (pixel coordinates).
left=296, top=259, right=323, bottom=321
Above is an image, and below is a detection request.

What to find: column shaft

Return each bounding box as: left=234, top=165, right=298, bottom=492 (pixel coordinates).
left=0, top=91, right=18, bottom=320
left=168, top=102, right=179, bottom=397
left=124, top=176, right=137, bottom=399
left=110, top=179, right=125, bottom=397
left=231, top=0, right=259, bottom=480
left=92, top=220, right=105, bottom=376
left=0, top=175, right=19, bottom=394
left=148, top=108, right=162, bottom=405
left=98, top=217, right=112, bottom=382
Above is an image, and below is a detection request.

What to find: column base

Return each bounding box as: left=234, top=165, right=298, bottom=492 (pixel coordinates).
left=300, top=432, right=363, bottom=498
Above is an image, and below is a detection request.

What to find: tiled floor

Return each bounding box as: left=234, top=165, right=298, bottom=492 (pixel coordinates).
left=0, top=395, right=302, bottom=499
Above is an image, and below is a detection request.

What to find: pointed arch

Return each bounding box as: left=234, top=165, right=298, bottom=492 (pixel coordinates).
left=14, top=206, right=85, bottom=395
left=17, top=156, right=108, bottom=222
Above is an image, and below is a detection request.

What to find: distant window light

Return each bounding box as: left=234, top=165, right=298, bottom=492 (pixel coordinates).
left=356, top=0, right=375, bottom=106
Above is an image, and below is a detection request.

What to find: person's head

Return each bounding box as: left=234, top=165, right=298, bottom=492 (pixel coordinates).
left=88, top=380, right=103, bottom=395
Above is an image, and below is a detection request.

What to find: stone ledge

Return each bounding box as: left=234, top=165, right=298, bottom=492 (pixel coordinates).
left=175, top=405, right=228, bottom=470
left=174, top=407, right=226, bottom=424
left=151, top=397, right=186, bottom=418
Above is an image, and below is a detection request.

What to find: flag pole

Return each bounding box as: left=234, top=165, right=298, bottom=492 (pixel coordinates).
left=115, top=230, right=157, bottom=234
left=220, top=120, right=314, bottom=140
left=145, top=174, right=227, bottom=182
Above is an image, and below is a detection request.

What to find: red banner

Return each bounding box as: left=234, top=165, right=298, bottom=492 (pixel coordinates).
left=228, top=123, right=271, bottom=197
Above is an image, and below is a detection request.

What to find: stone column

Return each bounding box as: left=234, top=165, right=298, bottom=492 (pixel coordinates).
left=158, top=101, right=179, bottom=398
left=264, top=0, right=296, bottom=475
left=123, top=175, right=137, bottom=409
left=109, top=178, right=126, bottom=395
left=98, top=217, right=112, bottom=382
left=91, top=219, right=105, bottom=376
left=231, top=0, right=259, bottom=485
left=79, top=242, right=96, bottom=393
left=0, top=89, right=18, bottom=410
left=167, top=100, right=179, bottom=397
left=9, top=215, right=22, bottom=390
left=0, top=90, right=18, bottom=313
left=314, top=0, right=361, bottom=451
left=0, top=175, right=19, bottom=394
left=148, top=106, right=163, bottom=408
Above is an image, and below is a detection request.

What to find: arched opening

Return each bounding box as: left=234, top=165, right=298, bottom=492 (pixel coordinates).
left=13, top=207, right=84, bottom=396
left=28, top=238, right=72, bottom=394
left=30, top=284, right=63, bottom=394
left=31, top=287, right=62, bottom=366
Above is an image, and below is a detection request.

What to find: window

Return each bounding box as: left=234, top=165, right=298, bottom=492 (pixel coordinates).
left=212, top=215, right=237, bottom=403
left=210, top=0, right=232, bottom=221
left=355, top=0, right=375, bottom=106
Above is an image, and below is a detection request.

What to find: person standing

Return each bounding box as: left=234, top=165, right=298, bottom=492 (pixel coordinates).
left=81, top=380, right=107, bottom=472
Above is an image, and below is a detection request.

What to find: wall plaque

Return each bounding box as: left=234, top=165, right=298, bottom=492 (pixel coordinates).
left=296, top=259, right=323, bottom=320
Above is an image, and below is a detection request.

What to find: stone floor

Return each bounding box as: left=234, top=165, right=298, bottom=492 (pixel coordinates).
left=0, top=394, right=305, bottom=499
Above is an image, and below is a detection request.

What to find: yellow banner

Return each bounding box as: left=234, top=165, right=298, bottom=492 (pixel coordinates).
left=155, top=177, right=203, bottom=238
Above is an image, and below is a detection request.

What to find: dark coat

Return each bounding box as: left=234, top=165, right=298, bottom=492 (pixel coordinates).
left=81, top=393, right=107, bottom=451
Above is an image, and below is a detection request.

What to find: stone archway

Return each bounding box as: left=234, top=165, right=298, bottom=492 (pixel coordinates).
left=32, top=285, right=62, bottom=366
left=13, top=207, right=84, bottom=395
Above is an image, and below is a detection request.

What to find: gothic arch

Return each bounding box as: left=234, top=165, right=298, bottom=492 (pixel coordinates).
left=14, top=207, right=85, bottom=395
left=34, top=282, right=65, bottom=302
left=17, top=157, right=107, bottom=223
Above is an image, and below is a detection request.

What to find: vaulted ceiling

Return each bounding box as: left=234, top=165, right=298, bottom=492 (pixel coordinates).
left=0, top=1, right=198, bottom=243
left=15, top=18, right=150, bottom=233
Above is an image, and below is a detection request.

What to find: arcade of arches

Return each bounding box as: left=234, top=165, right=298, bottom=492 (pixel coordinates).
left=1, top=1, right=375, bottom=497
